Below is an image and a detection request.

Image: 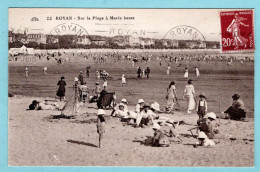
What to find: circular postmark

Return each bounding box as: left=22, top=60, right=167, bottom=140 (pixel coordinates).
left=163, top=25, right=206, bottom=49
left=48, top=23, right=91, bottom=66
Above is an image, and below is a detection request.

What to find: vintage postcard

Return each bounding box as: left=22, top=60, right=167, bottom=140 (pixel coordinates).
left=8, top=8, right=254, bottom=167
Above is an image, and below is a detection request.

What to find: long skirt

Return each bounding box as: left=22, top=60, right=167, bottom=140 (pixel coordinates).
left=186, top=95, right=195, bottom=111
left=184, top=72, right=188, bottom=78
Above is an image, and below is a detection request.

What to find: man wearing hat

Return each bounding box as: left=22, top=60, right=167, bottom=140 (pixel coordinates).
left=196, top=93, right=208, bottom=119
left=223, top=94, right=246, bottom=120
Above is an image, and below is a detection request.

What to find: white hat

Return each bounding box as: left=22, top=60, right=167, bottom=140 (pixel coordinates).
left=138, top=99, right=144, bottom=104
left=205, top=112, right=216, bottom=120
left=198, top=132, right=208, bottom=139
left=121, top=98, right=128, bottom=103
left=97, top=109, right=106, bottom=115
left=152, top=123, right=161, bottom=130
left=74, top=77, right=78, bottom=82
left=151, top=102, right=160, bottom=111
left=118, top=103, right=125, bottom=107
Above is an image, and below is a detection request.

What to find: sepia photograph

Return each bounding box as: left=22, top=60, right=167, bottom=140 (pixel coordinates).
left=8, top=8, right=254, bottom=167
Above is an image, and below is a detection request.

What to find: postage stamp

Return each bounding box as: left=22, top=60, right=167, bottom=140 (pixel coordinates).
left=220, top=10, right=254, bottom=52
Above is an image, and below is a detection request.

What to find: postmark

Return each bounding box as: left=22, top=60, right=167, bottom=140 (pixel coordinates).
left=220, top=10, right=254, bottom=52
left=48, top=23, right=91, bottom=65
left=163, top=25, right=207, bottom=49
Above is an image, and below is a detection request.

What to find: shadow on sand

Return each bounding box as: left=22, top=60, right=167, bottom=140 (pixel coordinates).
left=133, top=136, right=153, bottom=146
left=67, top=139, right=98, bottom=148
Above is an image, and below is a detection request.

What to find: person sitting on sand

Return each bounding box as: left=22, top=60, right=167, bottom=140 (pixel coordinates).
left=138, top=103, right=154, bottom=127
left=223, top=94, right=246, bottom=120
left=197, top=112, right=217, bottom=139
left=194, top=131, right=215, bottom=147
left=28, top=100, right=59, bottom=111
left=135, top=99, right=145, bottom=113
left=112, top=103, right=129, bottom=118
left=97, top=109, right=106, bottom=148
left=152, top=123, right=170, bottom=147
left=111, top=98, right=129, bottom=117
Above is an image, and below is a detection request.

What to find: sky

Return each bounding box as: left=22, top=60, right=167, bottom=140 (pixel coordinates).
left=8, top=8, right=246, bottom=41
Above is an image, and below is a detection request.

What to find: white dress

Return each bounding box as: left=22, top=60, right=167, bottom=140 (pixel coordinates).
left=195, top=68, right=200, bottom=77
left=184, top=69, right=188, bottom=78
left=122, top=76, right=126, bottom=84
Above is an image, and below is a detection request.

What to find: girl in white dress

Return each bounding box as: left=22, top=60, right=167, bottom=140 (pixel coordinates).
left=184, top=67, right=188, bottom=79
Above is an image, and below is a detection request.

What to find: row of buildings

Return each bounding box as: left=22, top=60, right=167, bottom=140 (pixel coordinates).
left=8, top=31, right=209, bottom=49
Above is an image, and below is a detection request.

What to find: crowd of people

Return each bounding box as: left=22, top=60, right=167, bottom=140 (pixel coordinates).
left=21, top=51, right=250, bottom=149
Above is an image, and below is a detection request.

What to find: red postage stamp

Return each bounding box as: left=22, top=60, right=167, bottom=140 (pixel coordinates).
left=220, top=10, right=254, bottom=52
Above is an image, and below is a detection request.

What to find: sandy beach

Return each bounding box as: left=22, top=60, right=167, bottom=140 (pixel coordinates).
left=8, top=95, right=254, bottom=167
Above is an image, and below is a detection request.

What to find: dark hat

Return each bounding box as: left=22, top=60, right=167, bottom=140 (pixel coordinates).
left=188, top=79, right=192, bottom=84
left=61, top=76, right=65, bottom=79
left=199, top=93, right=206, bottom=98
left=232, top=94, right=240, bottom=100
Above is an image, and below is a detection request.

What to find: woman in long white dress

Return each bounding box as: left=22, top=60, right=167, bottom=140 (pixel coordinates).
left=182, top=79, right=196, bottom=114
left=184, top=67, right=188, bottom=79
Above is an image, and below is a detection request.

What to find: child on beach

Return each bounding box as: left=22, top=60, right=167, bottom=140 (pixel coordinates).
left=97, top=109, right=106, bottom=148
left=196, top=93, right=208, bottom=119
left=194, top=131, right=215, bottom=147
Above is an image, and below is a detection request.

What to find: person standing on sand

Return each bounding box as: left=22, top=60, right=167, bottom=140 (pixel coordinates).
left=86, top=67, right=90, bottom=78
left=195, top=67, right=200, bottom=78
left=137, top=67, right=142, bottom=78
left=196, top=93, right=208, bottom=120
left=166, top=81, right=177, bottom=113
left=25, top=67, right=29, bottom=80
left=122, top=74, right=127, bottom=87
left=182, top=79, right=195, bottom=114
left=167, top=64, right=170, bottom=75
left=78, top=71, right=84, bottom=85
left=56, top=76, right=66, bottom=101
left=43, top=66, right=47, bottom=75
left=97, top=109, right=106, bottom=148
left=184, top=67, right=189, bottom=79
